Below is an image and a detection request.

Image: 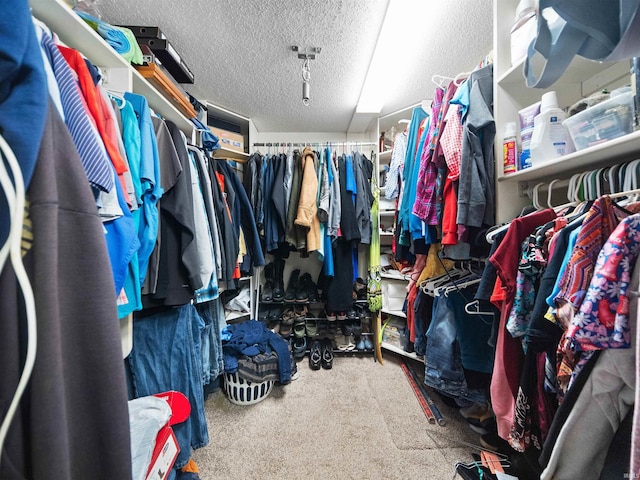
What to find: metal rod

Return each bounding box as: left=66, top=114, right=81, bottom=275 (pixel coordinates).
left=405, top=360, right=446, bottom=426
left=252, top=142, right=377, bottom=147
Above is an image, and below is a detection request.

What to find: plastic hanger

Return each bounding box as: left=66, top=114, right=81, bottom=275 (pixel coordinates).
left=0, top=132, right=37, bottom=464
left=546, top=178, right=562, bottom=208
left=464, top=299, right=495, bottom=316
left=431, top=74, right=454, bottom=88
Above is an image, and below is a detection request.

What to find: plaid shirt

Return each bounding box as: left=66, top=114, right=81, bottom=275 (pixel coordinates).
left=412, top=88, right=444, bottom=224
left=441, top=104, right=464, bottom=181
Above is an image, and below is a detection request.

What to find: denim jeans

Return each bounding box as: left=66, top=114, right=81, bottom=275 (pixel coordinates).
left=129, top=304, right=209, bottom=469
left=195, top=298, right=225, bottom=385
left=425, top=294, right=487, bottom=405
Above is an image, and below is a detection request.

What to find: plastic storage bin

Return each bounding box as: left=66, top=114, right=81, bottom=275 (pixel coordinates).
left=223, top=372, right=274, bottom=406
left=563, top=91, right=634, bottom=151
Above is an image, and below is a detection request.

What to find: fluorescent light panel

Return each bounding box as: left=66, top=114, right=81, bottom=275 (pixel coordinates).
left=356, top=0, right=434, bottom=114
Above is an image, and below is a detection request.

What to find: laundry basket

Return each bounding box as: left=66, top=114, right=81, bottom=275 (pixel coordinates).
left=223, top=372, right=274, bottom=406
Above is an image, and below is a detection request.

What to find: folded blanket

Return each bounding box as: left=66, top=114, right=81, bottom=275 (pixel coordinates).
left=75, top=10, right=143, bottom=65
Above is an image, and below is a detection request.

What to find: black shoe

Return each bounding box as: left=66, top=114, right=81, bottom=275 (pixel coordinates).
left=272, top=258, right=285, bottom=302
left=309, top=340, right=322, bottom=370
left=301, top=272, right=319, bottom=302
left=261, top=263, right=274, bottom=302
left=284, top=268, right=300, bottom=302
left=295, top=273, right=310, bottom=303
left=321, top=339, right=334, bottom=369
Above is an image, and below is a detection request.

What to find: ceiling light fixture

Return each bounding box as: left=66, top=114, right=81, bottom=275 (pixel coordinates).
left=356, top=0, right=433, bottom=114
left=292, top=46, right=321, bottom=107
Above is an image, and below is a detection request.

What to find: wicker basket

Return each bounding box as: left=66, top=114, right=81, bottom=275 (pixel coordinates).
left=223, top=372, right=274, bottom=406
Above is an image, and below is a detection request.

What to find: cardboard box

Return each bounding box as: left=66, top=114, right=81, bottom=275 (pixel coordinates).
left=145, top=426, right=179, bottom=480
left=209, top=126, right=245, bottom=153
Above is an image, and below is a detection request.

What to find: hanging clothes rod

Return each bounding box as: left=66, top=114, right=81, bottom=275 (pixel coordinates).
left=252, top=142, right=377, bottom=147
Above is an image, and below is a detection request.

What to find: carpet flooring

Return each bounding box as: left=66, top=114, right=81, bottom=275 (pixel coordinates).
left=192, top=353, right=482, bottom=479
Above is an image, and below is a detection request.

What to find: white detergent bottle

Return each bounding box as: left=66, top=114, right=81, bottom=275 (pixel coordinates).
left=529, top=91, right=574, bottom=166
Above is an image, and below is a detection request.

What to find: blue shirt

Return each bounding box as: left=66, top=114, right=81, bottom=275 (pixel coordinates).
left=124, top=92, right=163, bottom=286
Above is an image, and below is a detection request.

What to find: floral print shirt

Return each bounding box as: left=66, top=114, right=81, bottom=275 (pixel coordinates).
left=567, top=213, right=640, bottom=351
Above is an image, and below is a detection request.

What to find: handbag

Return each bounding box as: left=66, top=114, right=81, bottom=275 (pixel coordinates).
left=524, top=0, right=640, bottom=88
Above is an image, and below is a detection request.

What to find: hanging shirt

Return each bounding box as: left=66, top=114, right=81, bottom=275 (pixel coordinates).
left=39, top=32, right=113, bottom=193
left=125, top=92, right=163, bottom=286
left=568, top=213, right=640, bottom=351
left=385, top=131, right=408, bottom=200
left=413, top=89, right=443, bottom=224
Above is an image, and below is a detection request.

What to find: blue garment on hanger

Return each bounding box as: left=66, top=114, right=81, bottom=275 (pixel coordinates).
left=125, top=92, right=163, bottom=286
left=104, top=165, right=140, bottom=296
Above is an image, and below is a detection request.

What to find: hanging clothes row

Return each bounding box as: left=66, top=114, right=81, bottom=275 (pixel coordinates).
left=244, top=144, right=376, bottom=314
left=480, top=162, right=640, bottom=478
left=1, top=10, right=268, bottom=478
left=384, top=63, right=495, bottom=263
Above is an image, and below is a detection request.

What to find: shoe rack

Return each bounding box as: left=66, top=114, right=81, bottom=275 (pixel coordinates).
left=257, top=258, right=377, bottom=365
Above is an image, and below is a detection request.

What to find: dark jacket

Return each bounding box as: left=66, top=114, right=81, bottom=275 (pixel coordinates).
left=285, top=150, right=307, bottom=250
left=338, top=155, right=360, bottom=243
left=217, top=160, right=266, bottom=270
left=0, top=101, right=132, bottom=479
left=143, top=118, right=201, bottom=307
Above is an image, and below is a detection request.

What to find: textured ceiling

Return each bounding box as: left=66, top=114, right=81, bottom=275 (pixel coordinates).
left=97, top=0, right=493, bottom=133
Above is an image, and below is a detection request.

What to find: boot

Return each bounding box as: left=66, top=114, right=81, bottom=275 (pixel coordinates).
left=261, top=262, right=274, bottom=302
left=284, top=268, right=300, bottom=302
left=301, top=272, right=319, bottom=302
left=272, top=257, right=285, bottom=301
left=296, top=272, right=310, bottom=303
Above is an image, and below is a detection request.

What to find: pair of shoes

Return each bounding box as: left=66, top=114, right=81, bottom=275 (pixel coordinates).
left=321, top=338, right=333, bottom=369
left=306, top=319, right=318, bottom=337
left=266, top=306, right=283, bottom=322
left=284, top=268, right=300, bottom=302
left=293, top=319, right=306, bottom=338
left=309, top=340, right=322, bottom=370
left=293, top=337, right=306, bottom=360
left=279, top=308, right=295, bottom=336
left=356, top=334, right=374, bottom=350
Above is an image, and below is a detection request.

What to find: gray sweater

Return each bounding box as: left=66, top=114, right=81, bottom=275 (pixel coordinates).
left=456, top=64, right=495, bottom=228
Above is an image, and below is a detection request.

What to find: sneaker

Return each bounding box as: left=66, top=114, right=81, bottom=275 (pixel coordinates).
left=459, top=403, right=491, bottom=420
left=321, top=338, right=334, bottom=369
left=309, top=340, right=322, bottom=370
left=480, top=432, right=512, bottom=454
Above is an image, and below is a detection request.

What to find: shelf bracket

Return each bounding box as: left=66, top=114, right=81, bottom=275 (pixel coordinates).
left=518, top=181, right=530, bottom=197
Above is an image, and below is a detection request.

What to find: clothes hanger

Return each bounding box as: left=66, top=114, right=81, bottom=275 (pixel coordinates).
left=0, top=132, right=37, bottom=461
left=431, top=74, right=454, bottom=88
left=454, top=70, right=471, bottom=86
left=464, top=299, right=495, bottom=316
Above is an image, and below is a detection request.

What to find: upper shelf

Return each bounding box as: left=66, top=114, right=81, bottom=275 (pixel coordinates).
left=212, top=147, right=249, bottom=162
left=498, top=129, right=640, bottom=183
left=379, top=150, right=392, bottom=163
left=30, top=0, right=194, bottom=135
left=497, top=56, right=629, bottom=107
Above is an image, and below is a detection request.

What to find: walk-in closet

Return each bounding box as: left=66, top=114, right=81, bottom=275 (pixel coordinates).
left=3, top=0, right=640, bottom=479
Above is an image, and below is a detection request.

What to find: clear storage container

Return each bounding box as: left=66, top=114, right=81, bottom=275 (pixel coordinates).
left=563, top=91, right=635, bottom=151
